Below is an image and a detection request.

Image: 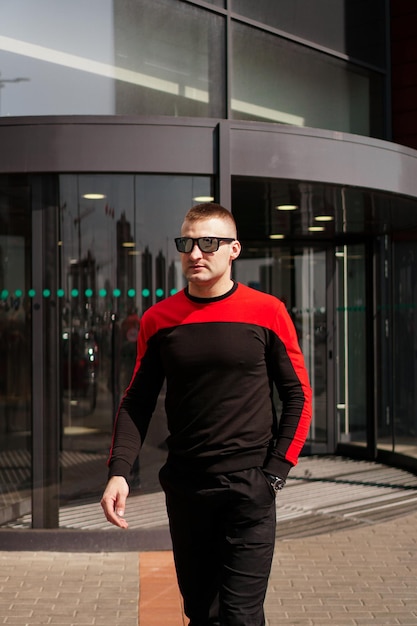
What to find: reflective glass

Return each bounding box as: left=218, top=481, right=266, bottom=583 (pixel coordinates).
left=57, top=174, right=213, bottom=512
left=0, top=178, right=32, bottom=526
left=232, top=177, right=417, bottom=458
left=233, top=244, right=327, bottom=445
left=231, top=0, right=386, bottom=68
left=335, top=244, right=367, bottom=446
left=231, top=22, right=384, bottom=138
left=392, top=241, right=417, bottom=459
left=0, top=0, right=225, bottom=117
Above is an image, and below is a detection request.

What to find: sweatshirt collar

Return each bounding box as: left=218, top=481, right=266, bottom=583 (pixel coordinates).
left=185, top=281, right=238, bottom=304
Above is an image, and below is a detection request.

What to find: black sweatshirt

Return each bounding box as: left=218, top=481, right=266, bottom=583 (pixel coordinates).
left=108, top=282, right=312, bottom=481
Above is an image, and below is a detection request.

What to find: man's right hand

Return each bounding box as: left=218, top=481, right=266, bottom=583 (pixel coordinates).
left=100, top=476, right=130, bottom=529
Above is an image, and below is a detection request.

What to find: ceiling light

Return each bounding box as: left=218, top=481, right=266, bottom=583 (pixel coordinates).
left=122, top=241, right=135, bottom=248
left=308, top=226, right=325, bottom=232
left=276, top=204, right=298, bottom=211
left=269, top=234, right=285, bottom=239
left=83, top=193, right=106, bottom=200
left=315, top=215, right=334, bottom=222
left=193, top=196, right=214, bottom=202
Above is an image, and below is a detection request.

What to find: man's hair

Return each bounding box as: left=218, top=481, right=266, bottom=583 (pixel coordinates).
left=184, top=203, right=237, bottom=236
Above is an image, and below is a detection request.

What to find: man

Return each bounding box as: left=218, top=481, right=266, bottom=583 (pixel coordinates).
left=101, top=202, right=312, bottom=626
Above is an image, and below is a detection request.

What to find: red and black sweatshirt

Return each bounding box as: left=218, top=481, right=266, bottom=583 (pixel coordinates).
left=108, top=282, right=312, bottom=481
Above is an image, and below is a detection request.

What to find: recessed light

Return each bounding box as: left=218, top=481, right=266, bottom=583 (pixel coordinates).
left=276, top=204, right=298, bottom=211
left=315, top=215, right=334, bottom=222
left=122, top=241, right=135, bottom=248
left=269, top=234, right=285, bottom=239
left=308, top=226, right=325, bottom=232
left=193, top=196, right=214, bottom=202
left=83, top=193, right=106, bottom=200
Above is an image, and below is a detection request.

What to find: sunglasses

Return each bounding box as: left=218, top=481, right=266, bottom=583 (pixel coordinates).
left=174, top=236, right=235, bottom=253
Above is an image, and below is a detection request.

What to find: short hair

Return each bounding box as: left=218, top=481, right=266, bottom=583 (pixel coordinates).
left=184, top=203, right=237, bottom=237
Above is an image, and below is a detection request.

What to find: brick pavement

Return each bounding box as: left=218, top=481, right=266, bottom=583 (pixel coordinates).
left=1, top=511, right=417, bottom=625
left=265, top=510, right=417, bottom=625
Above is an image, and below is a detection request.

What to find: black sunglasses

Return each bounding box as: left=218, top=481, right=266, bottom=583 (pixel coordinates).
left=174, top=236, right=235, bottom=253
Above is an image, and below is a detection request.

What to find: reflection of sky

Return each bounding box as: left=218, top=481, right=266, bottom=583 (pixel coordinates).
left=0, top=0, right=114, bottom=116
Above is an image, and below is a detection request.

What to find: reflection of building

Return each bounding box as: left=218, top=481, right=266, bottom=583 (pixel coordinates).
left=141, top=246, right=152, bottom=312
left=68, top=250, right=96, bottom=320
left=155, top=250, right=166, bottom=302
left=116, top=212, right=135, bottom=315
left=168, top=260, right=177, bottom=296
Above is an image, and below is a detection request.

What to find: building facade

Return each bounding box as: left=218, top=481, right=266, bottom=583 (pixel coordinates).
left=1, top=0, right=417, bottom=538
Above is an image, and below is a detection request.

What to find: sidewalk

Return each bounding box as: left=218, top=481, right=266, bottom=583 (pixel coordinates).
left=1, top=510, right=417, bottom=625
left=1, top=456, right=417, bottom=625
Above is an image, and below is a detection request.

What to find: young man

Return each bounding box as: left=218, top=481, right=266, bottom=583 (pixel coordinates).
left=101, top=202, right=312, bottom=626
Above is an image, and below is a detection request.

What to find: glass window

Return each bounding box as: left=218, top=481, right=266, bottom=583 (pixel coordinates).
left=0, top=177, right=32, bottom=526
left=231, top=0, right=386, bottom=68
left=231, top=22, right=384, bottom=138
left=114, top=0, right=226, bottom=117
left=0, top=0, right=225, bottom=118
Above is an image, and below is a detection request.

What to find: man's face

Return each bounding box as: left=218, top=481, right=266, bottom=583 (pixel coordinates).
left=179, top=217, right=241, bottom=294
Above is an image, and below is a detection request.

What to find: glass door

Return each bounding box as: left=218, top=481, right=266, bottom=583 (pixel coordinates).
left=234, top=245, right=329, bottom=450
left=0, top=179, right=32, bottom=526
left=334, top=243, right=368, bottom=446
left=58, top=173, right=213, bottom=510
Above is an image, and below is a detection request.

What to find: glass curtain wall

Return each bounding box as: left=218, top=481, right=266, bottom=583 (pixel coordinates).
left=0, top=0, right=225, bottom=118
left=1, top=0, right=386, bottom=139
left=231, top=21, right=384, bottom=136
left=231, top=0, right=387, bottom=67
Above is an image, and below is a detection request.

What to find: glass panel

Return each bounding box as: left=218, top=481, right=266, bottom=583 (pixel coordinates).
left=231, top=22, right=384, bottom=138
left=233, top=177, right=340, bottom=241
left=114, top=0, right=225, bottom=117
left=58, top=174, right=212, bottom=512
left=295, top=249, right=327, bottom=443
left=231, top=0, right=386, bottom=67
left=0, top=178, right=32, bottom=526
left=233, top=247, right=327, bottom=446
left=0, top=0, right=225, bottom=118
left=232, top=180, right=328, bottom=447
left=392, top=241, right=417, bottom=459
left=335, top=244, right=367, bottom=445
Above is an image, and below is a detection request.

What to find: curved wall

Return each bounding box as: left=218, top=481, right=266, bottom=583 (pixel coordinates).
left=2, top=117, right=417, bottom=200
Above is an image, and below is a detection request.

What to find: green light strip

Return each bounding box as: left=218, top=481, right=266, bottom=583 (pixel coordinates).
left=0, top=288, right=177, bottom=299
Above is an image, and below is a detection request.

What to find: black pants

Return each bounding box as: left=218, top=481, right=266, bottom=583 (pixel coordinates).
left=159, top=465, right=276, bottom=626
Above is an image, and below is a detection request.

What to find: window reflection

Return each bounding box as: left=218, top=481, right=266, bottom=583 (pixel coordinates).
left=0, top=0, right=225, bottom=118
left=58, top=173, right=213, bottom=503
left=0, top=181, right=32, bottom=526
left=231, top=22, right=384, bottom=137
left=392, top=242, right=417, bottom=457
left=231, top=0, right=386, bottom=68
